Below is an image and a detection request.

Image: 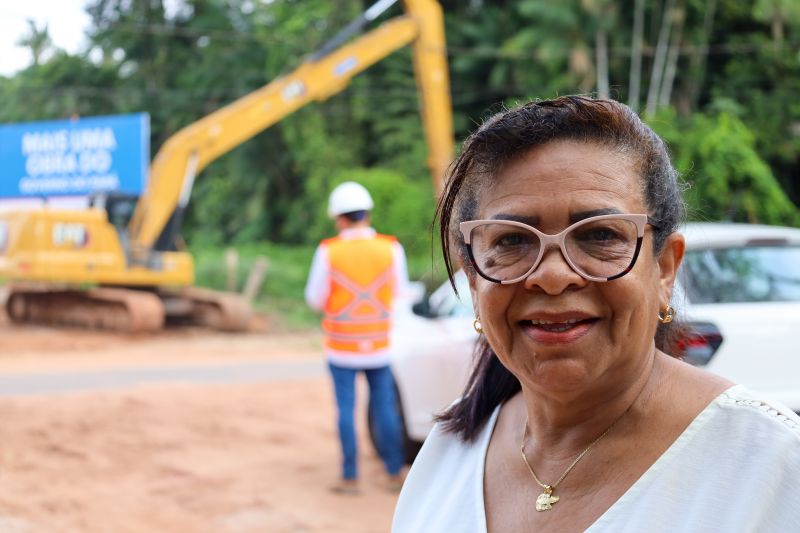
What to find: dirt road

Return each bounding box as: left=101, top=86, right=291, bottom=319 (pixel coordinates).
left=0, top=321, right=401, bottom=532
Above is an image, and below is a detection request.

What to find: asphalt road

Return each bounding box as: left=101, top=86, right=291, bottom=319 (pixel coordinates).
left=0, top=359, right=326, bottom=396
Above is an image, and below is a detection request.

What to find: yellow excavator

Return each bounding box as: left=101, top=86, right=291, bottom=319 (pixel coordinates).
left=0, top=0, right=453, bottom=333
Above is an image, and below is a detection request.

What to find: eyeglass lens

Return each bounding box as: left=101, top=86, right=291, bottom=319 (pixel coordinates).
left=468, top=218, right=640, bottom=281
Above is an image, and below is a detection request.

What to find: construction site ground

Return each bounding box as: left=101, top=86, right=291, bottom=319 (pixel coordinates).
left=0, top=310, right=400, bottom=533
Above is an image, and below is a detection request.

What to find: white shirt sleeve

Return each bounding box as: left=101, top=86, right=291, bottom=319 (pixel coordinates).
left=304, top=244, right=330, bottom=311
left=392, top=241, right=411, bottom=302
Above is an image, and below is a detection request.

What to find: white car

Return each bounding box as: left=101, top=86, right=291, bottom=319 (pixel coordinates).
left=678, top=223, right=800, bottom=408
left=383, top=222, right=800, bottom=460
left=382, top=274, right=478, bottom=459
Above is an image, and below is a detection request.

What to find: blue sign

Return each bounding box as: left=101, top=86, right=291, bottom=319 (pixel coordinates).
left=0, top=113, right=149, bottom=198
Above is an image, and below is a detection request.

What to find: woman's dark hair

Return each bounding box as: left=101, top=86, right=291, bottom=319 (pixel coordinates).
left=435, top=96, right=687, bottom=441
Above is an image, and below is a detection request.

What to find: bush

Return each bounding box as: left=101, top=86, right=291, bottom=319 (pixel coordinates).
left=297, top=166, right=440, bottom=255
left=650, top=107, right=800, bottom=226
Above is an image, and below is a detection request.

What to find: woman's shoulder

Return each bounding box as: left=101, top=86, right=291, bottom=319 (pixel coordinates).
left=658, top=354, right=799, bottom=441
left=392, top=408, right=500, bottom=533
left=588, top=384, right=800, bottom=532
left=676, top=383, right=800, bottom=468
left=402, top=407, right=499, bottom=487
left=712, top=384, right=800, bottom=438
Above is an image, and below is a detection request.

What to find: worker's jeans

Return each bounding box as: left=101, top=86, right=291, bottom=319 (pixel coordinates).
left=328, top=362, right=404, bottom=480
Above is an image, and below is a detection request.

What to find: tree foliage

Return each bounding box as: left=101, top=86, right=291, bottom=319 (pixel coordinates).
left=0, top=0, right=797, bottom=259
left=652, top=107, right=799, bottom=225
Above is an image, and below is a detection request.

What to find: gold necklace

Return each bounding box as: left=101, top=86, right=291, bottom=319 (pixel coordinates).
left=520, top=369, right=653, bottom=512
left=520, top=416, right=617, bottom=511
left=519, top=364, right=654, bottom=512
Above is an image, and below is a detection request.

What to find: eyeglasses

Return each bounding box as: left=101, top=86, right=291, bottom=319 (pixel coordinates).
left=459, top=214, right=657, bottom=284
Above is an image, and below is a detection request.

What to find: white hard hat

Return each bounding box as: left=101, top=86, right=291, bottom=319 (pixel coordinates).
left=327, top=181, right=374, bottom=218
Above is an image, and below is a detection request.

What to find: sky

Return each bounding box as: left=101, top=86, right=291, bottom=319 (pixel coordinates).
left=0, top=0, right=92, bottom=76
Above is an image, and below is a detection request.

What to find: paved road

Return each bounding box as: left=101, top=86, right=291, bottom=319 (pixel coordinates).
left=0, top=359, right=326, bottom=396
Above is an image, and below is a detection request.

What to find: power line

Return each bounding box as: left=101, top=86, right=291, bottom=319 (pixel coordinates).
left=6, top=5, right=798, bottom=59
left=447, top=39, right=800, bottom=59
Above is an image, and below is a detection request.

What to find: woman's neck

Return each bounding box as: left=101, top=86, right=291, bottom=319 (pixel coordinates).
left=517, top=349, right=660, bottom=455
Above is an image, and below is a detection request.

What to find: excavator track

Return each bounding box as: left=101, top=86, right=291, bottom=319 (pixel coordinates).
left=3, top=284, right=165, bottom=333
left=159, top=286, right=253, bottom=332
left=1, top=284, right=254, bottom=333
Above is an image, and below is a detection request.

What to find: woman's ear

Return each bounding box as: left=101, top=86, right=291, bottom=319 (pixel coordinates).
left=657, top=232, right=686, bottom=303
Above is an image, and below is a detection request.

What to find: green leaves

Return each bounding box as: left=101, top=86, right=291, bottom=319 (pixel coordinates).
left=651, top=107, right=800, bottom=225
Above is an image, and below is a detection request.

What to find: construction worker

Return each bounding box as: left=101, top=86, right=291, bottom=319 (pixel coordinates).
left=305, top=181, right=407, bottom=495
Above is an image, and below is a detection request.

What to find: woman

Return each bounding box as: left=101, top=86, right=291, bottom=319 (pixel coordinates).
left=393, top=96, right=800, bottom=532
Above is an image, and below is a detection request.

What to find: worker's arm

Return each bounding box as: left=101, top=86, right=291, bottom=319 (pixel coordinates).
left=304, top=244, right=330, bottom=311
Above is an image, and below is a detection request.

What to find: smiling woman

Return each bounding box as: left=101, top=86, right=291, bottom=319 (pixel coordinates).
left=392, top=96, right=800, bottom=533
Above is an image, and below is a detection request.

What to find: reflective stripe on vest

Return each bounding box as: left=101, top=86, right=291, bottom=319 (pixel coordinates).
left=322, top=234, right=395, bottom=354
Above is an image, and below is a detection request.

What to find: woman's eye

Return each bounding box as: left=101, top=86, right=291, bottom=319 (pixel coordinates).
left=580, top=228, right=621, bottom=242
left=496, top=233, right=529, bottom=246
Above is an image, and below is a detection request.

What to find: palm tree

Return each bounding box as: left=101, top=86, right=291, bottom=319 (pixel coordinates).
left=628, top=0, right=645, bottom=110
left=16, top=19, right=52, bottom=67
left=658, top=2, right=685, bottom=109
left=645, top=0, right=676, bottom=116
left=582, top=0, right=616, bottom=99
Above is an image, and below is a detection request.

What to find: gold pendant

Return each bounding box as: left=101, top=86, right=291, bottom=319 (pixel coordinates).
left=535, top=486, right=560, bottom=512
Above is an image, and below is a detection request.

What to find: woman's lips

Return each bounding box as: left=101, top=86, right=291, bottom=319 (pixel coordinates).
left=520, top=318, right=598, bottom=344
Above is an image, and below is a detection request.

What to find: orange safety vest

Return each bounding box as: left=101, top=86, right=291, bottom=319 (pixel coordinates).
left=321, top=233, right=397, bottom=355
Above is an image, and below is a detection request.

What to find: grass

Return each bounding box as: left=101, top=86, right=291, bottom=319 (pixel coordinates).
left=191, top=239, right=450, bottom=331
left=192, top=242, right=319, bottom=330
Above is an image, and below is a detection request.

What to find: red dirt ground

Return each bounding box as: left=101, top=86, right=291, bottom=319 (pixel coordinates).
left=0, top=316, right=400, bottom=533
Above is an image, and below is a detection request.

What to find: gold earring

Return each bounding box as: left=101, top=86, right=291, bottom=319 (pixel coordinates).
left=657, top=305, right=675, bottom=324
left=473, top=317, right=483, bottom=333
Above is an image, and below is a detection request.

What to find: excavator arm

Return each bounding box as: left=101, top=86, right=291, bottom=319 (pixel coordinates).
left=0, top=0, right=452, bottom=333
left=127, top=0, right=453, bottom=256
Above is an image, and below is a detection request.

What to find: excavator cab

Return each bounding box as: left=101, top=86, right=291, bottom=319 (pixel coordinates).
left=89, top=192, right=139, bottom=233
left=89, top=192, right=141, bottom=255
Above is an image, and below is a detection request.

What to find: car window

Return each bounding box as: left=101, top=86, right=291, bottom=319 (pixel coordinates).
left=682, top=245, right=800, bottom=303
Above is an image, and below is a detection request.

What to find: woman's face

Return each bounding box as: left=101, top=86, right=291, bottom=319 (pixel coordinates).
left=468, top=140, right=684, bottom=396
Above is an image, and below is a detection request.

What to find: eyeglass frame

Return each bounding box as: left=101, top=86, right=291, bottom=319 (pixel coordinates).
left=459, top=213, right=659, bottom=284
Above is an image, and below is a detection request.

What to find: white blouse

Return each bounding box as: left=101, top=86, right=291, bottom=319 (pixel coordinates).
left=393, top=385, right=800, bottom=533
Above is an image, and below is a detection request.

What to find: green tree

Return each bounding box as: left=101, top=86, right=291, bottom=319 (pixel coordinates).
left=0, top=54, right=119, bottom=122
left=752, top=0, right=800, bottom=43
left=652, top=107, right=800, bottom=225
left=16, top=19, right=52, bottom=67
left=300, top=167, right=436, bottom=257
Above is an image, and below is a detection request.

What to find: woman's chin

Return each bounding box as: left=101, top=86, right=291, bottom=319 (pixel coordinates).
left=520, top=358, right=596, bottom=394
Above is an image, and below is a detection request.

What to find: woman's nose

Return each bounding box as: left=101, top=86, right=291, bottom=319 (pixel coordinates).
left=522, top=244, right=588, bottom=294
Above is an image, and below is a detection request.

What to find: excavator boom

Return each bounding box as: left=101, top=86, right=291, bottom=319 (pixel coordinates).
left=129, top=0, right=453, bottom=254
